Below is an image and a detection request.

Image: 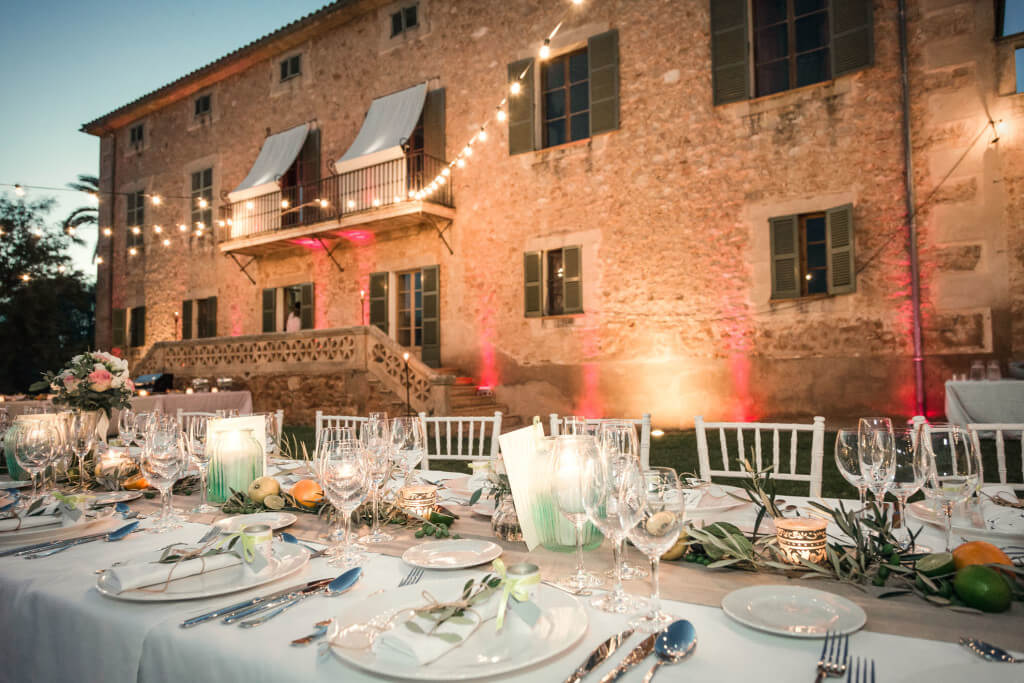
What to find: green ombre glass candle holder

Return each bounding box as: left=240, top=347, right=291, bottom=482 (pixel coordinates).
left=531, top=491, right=604, bottom=552
left=207, top=428, right=264, bottom=504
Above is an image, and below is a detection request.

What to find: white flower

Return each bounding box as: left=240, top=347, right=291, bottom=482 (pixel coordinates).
left=110, top=374, right=124, bottom=389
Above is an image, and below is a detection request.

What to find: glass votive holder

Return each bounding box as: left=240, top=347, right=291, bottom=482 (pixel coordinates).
left=775, top=518, right=828, bottom=565
left=505, top=562, right=540, bottom=599
left=94, top=445, right=139, bottom=490
left=399, top=484, right=438, bottom=518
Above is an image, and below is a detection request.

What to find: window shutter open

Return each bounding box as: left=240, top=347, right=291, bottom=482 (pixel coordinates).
left=369, top=272, right=389, bottom=333
left=769, top=215, right=800, bottom=300
left=261, top=289, right=276, bottom=333
left=421, top=265, right=440, bottom=368
left=131, top=306, right=146, bottom=347
left=831, top=0, right=873, bottom=77
left=710, top=0, right=749, bottom=105
left=524, top=252, right=542, bottom=317
left=206, top=297, right=217, bottom=337
left=423, top=88, right=446, bottom=161
left=182, top=300, right=193, bottom=339
left=508, top=58, right=535, bottom=155
left=300, top=283, right=314, bottom=329
left=112, top=308, right=126, bottom=348
left=588, top=29, right=619, bottom=136
left=826, top=204, right=856, bottom=295
left=563, top=245, right=583, bottom=314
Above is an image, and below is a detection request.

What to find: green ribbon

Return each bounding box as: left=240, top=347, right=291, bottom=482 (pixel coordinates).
left=491, top=558, right=539, bottom=630
left=217, top=531, right=257, bottom=563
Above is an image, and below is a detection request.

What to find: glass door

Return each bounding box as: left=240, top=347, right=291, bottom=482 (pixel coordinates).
left=397, top=270, right=423, bottom=349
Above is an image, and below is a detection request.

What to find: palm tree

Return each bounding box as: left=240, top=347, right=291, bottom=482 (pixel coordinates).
left=63, top=173, right=97, bottom=255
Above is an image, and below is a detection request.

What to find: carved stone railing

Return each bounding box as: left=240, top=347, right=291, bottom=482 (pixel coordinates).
left=132, top=326, right=453, bottom=415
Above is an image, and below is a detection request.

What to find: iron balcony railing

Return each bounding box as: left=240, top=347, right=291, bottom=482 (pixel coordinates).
left=219, top=152, right=454, bottom=241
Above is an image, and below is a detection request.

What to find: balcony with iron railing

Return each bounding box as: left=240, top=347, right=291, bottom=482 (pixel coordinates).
left=218, top=152, right=455, bottom=256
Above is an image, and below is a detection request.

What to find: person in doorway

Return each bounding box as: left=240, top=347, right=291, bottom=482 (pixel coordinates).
left=285, top=303, right=301, bottom=332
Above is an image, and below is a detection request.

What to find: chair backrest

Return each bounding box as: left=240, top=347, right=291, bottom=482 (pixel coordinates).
left=694, top=416, right=826, bottom=498
left=967, top=422, right=1024, bottom=484
left=314, top=412, right=367, bottom=452
left=176, top=410, right=217, bottom=429
left=548, top=414, right=652, bottom=468
left=418, top=412, right=502, bottom=469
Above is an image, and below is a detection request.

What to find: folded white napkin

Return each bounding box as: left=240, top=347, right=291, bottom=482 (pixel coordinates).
left=683, top=489, right=705, bottom=510
left=375, top=590, right=500, bottom=665
left=105, top=552, right=242, bottom=594
left=0, top=514, right=62, bottom=533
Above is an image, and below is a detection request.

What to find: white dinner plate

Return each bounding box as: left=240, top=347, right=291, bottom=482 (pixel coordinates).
left=91, top=491, right=143, bottom=506
left=213, top=512, right=297, bottom=534
left=96, top=541, right=309, bottom=602
left=0, top=516, right=121, bottom=546
left=0, top=479, right=32, bottom=490
left=402, top=539, right=502, bottom=569
left=471, top=500, right=496, bottom=517
left=687, top=483, right=750, bottom=515
left=906, top=501, right=1024, bottom=544
left=442, top=476, right=473, bottom=498
left=328, top=577, right=588, bottom=680
left=721, top=585, right=866, bottom=638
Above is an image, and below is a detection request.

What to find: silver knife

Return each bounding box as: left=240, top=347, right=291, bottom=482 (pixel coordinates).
left=564, top=628, right=635, bottom=683
left=598, top=633, right=657, bottom=683
left=179, top=577, right=332, bottom=628
left=2, top=529, right=116, bottom=557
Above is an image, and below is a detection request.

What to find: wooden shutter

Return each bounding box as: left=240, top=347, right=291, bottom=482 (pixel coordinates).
left=300, top=283, right=314, bottom=329
left=206, top=297, right=217, bottom=337
left=524, top=252, right=542, bottom=317
left=562, top=246, right=583, bottom=314
left=423, top=88, right=446, bottom=161
left=507, top=58, right=535, bottom=155
left=369, top=272, right=389, bottom=333
left=769, top=215, right=800, bottom=300
left=420, top=265, right=441, bottom=368
left=831, top=0, right=873, bottom=78
left=300, top=129, right=320, bottom=184
left=261, top=289, right=276, bottom=333
left=196, top=299, right=207, bottom=338
left=588, top=29, right=619, bottom=136
left=826, top=204, right=856, bottom=295
left=710, top=0, right=749, bottom=105
left=112, top=308, right=126, bottom=348
left=131, top=306, right=146, bottom=347
left=182, top=300, right=193, bottom=340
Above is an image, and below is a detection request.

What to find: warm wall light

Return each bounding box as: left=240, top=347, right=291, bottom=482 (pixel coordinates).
left=281, top=199, right=289, bottom=209
left=151, top=195, right=161, bottom=205
left=179, top=224, right=188, bottom=232
left=103, top=227, right=113, bottom=236
left=131, top=226, right=141, bottom=235
left=509, top=81, right=522, bottom=95
left=198, top=198, right=208, bottom=208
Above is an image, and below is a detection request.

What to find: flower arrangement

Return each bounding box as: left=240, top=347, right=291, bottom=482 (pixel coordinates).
left=30, top=351, right=134, bottom=417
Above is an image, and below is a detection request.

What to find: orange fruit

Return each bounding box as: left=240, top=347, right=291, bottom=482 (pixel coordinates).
left=952, top=541, right=1012, bottom=570
left=123, top=474, right=149, bottom=490
left=290, top=479, right=323, bottom=509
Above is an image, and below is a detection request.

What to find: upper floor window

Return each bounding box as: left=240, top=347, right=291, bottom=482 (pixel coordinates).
left=126, top=190, right=145, bottom=249
left=711, top=0, right=873, bottom=105
left=769, top=204, right=855, bottom=300
left=191, top=169, right=213, bottom=231
left=194, top=94, right=211, bottom=118
left=541, top=49, right=590, bottom=148
left=1000, top=0, right=1024, bottom=37
left=523, top=246, right=582, bottom=317
left=129, top=123, right=144, bottom=148
left=391, top=4, right=418, bottom=37
left=280, top=54, right=301, bottom=82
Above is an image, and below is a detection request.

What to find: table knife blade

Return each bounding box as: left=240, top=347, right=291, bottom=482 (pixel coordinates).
left=564, top=628, right=634, bottom=683
left=598, top=634, right=657, bottom=683
left=222, top=581, right=329, bottom=624
left=179, top=577, right=332, bottom=628
left=2, top=529, right=113, bottom=557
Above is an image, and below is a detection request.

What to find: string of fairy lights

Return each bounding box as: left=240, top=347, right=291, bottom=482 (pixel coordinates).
left=2, top=0, right=587, bottom=271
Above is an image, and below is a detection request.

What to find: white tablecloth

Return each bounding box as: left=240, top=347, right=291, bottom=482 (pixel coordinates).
left=945, top=380, right=1024, bottom=427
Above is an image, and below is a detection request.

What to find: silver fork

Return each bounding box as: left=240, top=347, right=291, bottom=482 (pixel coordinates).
left=814, top=631, right=849, bottom=682
left=846, top=657, right=874, bottom=683
left=398, top=567, right=423, bottom=587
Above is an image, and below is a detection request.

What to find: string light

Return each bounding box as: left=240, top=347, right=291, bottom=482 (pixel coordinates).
left=318, top=198, right=329, bottom=208
left=131, top=226, right=141, bottom=235
left=197, top=197, right=208, bottom=209
left=347, top=199, right=356, bottom=209
left=280, top=199, right=289, bottom=208
left=456, top=158, right=466, bottom=168
left=496, top=108, right=506, bottom=122
left=151, top=195, right=162, bottom=205
left=245, top=201, right=255, bottom=211
left=14, top=184, right=25, bottom=197
left=509, top=81, right=522, bottom=95
left=67, top=226, right=76, bottom=235
left=178, top=224, right=188, bottom=232
left=20, top=274, right=30, bottom=282
left=87, top=193, right=98, bottom=205
left=162, top=238, right=171, bottom=247
left=102, top=227, right=112, bottom=237
left=128, top=247, right=138, bottom=256
left=153, top=224, right=162, bottom=233
left=96, top=256, right=104, bottom=264
left=372, top=198, right=381, bottom=207
left=540, top=39, right=551, bottom=60
left=196, top=221, right=205, bottom=229
left=57, top=265, right=66, bottom=273
left=477, top=127, right=488, bottom=142
left=441, top=167, right=450, bottom=177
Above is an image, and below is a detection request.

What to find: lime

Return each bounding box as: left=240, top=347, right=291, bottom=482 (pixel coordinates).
left=916, top=552, right=955, bottom=577
left=953, top=566, right=1012, bottom=613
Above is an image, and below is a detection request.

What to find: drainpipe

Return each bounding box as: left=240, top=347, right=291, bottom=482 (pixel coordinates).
left=899, top=0, right=926, bottom=416
left=104, top=131, right=117, bottom=351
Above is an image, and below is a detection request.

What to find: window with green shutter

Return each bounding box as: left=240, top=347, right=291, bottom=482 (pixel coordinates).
left=261, top=289, right=276, bottom=333
left=299, top=283, right=314, bottom=329
left=112, top=308, right=127, bottom=349
left=182, top=300, right=193, bottom=340
left=769, top=205, right=855, bottom=300
left=523, top=252, right=542, bottom=317
left=523, top=246, right=584, bottom=317
left=369, top=272, right=389, bottom=333
left=129, top=306, right=146, bottom=347
left=196, top=297, right=217, bottom=338
left=420, top=265, right=440, bottom=368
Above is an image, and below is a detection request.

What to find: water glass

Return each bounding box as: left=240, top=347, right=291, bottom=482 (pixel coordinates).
left=321, top=441, right=369, bottom=568
left=141, top=428, right=188, bottom=532
left=551, top=435, right=604, bottom=590
left=890, top=427, right=926, bottom=546
left=921, top=423, right=980, bottom=551
left=69, top=411, right=99, bottom=491
left=834, top=429, right=867, bottom=510
left=858, top=417, right=894, bottom=505
left=13, top=425, right=57, bottom=506
left=185, top=416, right=217, bottom=513
left=358, top=438, right=394, bottom=544
left=118, top=409, right=137, bottom=446
left=390, top=417, right=425, bottom=488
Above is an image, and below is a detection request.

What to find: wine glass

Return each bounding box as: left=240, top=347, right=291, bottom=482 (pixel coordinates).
left=131, top=412, right=151, bottom=448
left=359, top=437, right=394, bottom=544
left=185, top=416, right=216, bottom=514
left=622, top=466, right=685, bottom=632
left=890, top=427, right=926, bottom=547
left=69, top=410, right=99, bottom=491
left=921, top=424, right=981, bottom=551
left=13, top=424, right=57, bottom=507
left=321, top=441, right=369, bottom=568
left=582, top=444, right=643, bottom=612
left=390, top=417, right=426, bottom=488
left=118, top=409, right=137, bottom=446
left=551, top=434, right=604, bottom=590
left=263, top=412, right=281, bottom=460
left=834, top=429, right=867, bottom=511
left=858, top=417, right=894, bottom=506
left=140, top=426, right=188, bottom=533
left=598, top=421, right=648, bottom=580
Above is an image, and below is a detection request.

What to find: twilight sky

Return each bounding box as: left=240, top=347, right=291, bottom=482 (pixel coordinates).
left=0, top=0, right=328, bottom=275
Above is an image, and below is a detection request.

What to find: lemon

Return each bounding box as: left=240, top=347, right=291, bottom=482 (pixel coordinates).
left=247, top=476, right=281, bottom=504
left=953, top=565, right=1012, bottom=613
left=916, top=552, right=955, bottom=578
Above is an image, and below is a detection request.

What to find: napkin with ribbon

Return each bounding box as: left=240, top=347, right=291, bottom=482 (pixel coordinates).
left=0, top=493, right=87, bottom=533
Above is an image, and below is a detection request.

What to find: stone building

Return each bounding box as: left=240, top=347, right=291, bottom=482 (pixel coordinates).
left=81, top=0, right=1024, bottom=426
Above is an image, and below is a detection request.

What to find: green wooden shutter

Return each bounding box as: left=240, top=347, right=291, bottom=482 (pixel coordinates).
left=423, top=88, right=446, bottom=161
left=524, top=252, right=542, bottom=317
left=826, top=204, right=856, bottom=295
left=831, top=0, right=873, bottom=78
left=207, top=297, right=217, bottom=337
left=196, top=299, right=207, bottom=338
left=420, top=265, right=440, bottom=368
left=131, top=306, right=146, bottom=347
left=112, top=308, right=126, bottom=349
left=369, top=272, right=389, bottom=333
left=300, top=283, right=314, bottom=329
left=769, top=215, right=800, bottom=300
left=507, top=58, right=535, bottom=155
left=261, top=289, right=276, bottom=333
left=710, top=0, right=749, bottom=105
left=588, top=29, right=619, bottom=136
left=562, top=246, right=583, bottom=314
left=182, top=300, right=193, bottom=339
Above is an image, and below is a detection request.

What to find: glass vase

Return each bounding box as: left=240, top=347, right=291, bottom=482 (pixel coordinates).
left=491, top=495, right=524, bottom=542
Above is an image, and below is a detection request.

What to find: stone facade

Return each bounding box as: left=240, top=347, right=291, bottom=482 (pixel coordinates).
left=85, top=0, right=1024, bottom=426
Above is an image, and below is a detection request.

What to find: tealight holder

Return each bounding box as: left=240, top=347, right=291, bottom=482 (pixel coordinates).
left=505, top=562, right=540, bottom=599
left=94, top=445, right=138, bottom=490
left=398, top=484, right=438, bottom=518
left=775, top=518, right=828, bottom=565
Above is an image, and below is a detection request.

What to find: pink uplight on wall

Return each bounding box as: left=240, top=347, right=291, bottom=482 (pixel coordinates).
left=337, top=229, right=373, bottom=244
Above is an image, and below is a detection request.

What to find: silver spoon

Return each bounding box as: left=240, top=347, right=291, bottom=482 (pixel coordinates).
left=643, top=619, right=697, bottom=682
left=959, top=637, right=1024, bottom=663
left=238, top=566, right=362, bottom=628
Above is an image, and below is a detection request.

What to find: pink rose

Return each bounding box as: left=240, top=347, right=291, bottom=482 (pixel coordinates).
left=87, top=368, right=113, bottom=392
left=125, top=379, right=135, bottom=392
left=62, top=374, right=80, bottom=393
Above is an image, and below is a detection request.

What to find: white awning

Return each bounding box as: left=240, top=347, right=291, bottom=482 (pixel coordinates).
left=333, top=83, right=427, bottom=175
left=228, top=123, right=310, bottom=203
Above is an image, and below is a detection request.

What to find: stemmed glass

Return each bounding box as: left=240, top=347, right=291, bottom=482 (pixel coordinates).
left=551, top=434, right=604, bottom=590
left=263, top=413, right=281, bottom=460
left=13, top=425, right=57, bottom=507
left=69, top=411, right=99, bottom=491
left=921, top=424, right=981, bottom=551
left=858, top=417, right=894, bottom=506
left=390, top=417, right=426, bottom=489
left=834, top=429, right=868, bottom=511
left=582, top=443, right=643, bottom=612
left=118, top=409, right=137, bottom=446
left=621, top=466, right=685, bottom=633
left=890, top=427, right=926, bottom=547
left=321, top=441, right=369, bottom=568
left=140, top=426, right=188, bottom=533
left=185, top=416, right=217, bottom=514
left=599, top=421, right=648, bottom=580
left=359, top=431, right=394, bottom=544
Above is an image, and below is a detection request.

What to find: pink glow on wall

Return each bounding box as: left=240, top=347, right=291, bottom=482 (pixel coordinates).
left=288, top=237, right=326, bottom=249
left=337, top=229, right=374, bottom=244
left=574, top=322, right=603, bottom=417
left=726, top=353, right=756, bottom=421
left=476, top=292, right=500, bottom=389
left=230, top=301, right=244, bottom=336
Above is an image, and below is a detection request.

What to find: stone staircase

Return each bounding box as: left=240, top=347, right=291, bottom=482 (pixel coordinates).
left=434, top=368, right=523, bottom=430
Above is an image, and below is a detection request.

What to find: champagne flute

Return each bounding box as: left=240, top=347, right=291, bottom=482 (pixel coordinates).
left=921, top=424, right=980, bottom=551
left=858, top=417, right=894, bottom=506
left=140, top=427, right=188, bottom=532
left=390, top=416, right=425, bottom=489
left=185, top=416, right=216, bottom=514
left=890, top=427, right=926, bottom=548
left=358, top=437, right=394, bottom=544
left=599, top=421, right=648, bottom=580
left=622, top=466, right=685, bottom=632
left=551, top=434, right=604, bottom=590
left=834, top=429, right=867, bottom=511
left=321, top=441, right=369, bottom=568
left=69, top=410, right=99, bottom=491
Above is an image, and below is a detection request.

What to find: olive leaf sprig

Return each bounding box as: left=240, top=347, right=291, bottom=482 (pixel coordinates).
left=404, top=574, right=502, bottom=644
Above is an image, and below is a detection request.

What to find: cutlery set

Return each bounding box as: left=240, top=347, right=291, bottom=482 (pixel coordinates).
left=0, top=520, right=140, bottom=558
left=564, top=619, right=696, bottom=683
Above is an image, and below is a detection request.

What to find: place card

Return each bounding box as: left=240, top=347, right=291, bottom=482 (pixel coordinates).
left=498, top=421, right=546, bottom=550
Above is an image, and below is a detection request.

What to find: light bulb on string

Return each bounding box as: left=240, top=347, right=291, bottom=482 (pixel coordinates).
left=496, top=108, right=506, bottom=122
left=150, top=195, right=162, bottom=205
left=14, top=184, right=25, bottom=197
left=20, top=274, right=30, bottom=282
left=57, top=264, right=66, bottom=273
left=456, top=158, right=466, bottom=168
left=540, top=39, right=551, bottom=60
left=96, top=256, right=104, bottom=265
left=463, top=146, right=473, bottom=156
left=347, top=199, right=356, bottom=209
left=372, top=198, right=381, bottom=207
left=442, top=167, right=450, bottom=177
left=478, top=127, right=488, bottom=142
left=102, top=227, right=112, bottom=237
left=510, top=81, right=522, bottom=95
left=245, top=201, right=255, bottom=211
left=131, top=226, right=141, bottom=235
left=198, top=197, right=208, bottom=209
left=217, top=220, right=225, bottom=228
left=162, top=238, right=171, bottom=247
left=319, top=198, right=329, bottom=208
left=87, top=193, right=98, bottom=205
left=153, top=224, right=162, bottom=233
left=128, top=247, right=138, bottom=256
left=196, top=221, right=205, bottom=230
left=67, top=226, right=76, bottom=236
left=572, top=0, right=583, bottom=5
left=178, top=224, right=188, bottom=232
left=281, top=199, right=289, bottom=209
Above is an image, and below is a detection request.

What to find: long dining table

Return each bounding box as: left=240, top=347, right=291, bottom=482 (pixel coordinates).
left=0, top=468, right=1021, bottom=682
